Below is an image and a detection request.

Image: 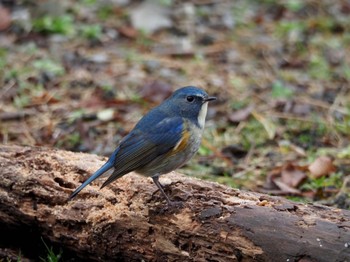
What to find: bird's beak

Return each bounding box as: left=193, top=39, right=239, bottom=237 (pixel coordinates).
left=204, top=96, right=216, bottom=102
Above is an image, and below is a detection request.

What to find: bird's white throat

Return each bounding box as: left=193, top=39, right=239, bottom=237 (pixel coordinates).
left=198, top=102, right=208, bottom=128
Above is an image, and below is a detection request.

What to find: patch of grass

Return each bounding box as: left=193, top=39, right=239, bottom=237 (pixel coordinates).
left=230, top=1, right=253, bottom=27
left=300, top=172, right=343, bottom=191
left=80, top=24, right=103, bottom=40
left=307, top=16, right=337, bottom=33
left=240, top=119, right=271, bottom=149
left=216, top=173, right=241, bottom=188
left=271, top=81, right=294, bottom=99
left=125, top=50, right=143, bottom=63
left=283, top=0, right=304, bottom=12
left=308, top=54, right=331, bottom=80
left=68, top=109, right=86, bottom=123
left=230, top=76, right=248, bottom=92
left=334, top=118, right=350, bottom=136
left=198, top=144, right=213, bottom=156
left=342, top=64, right=350, bottom=81
left=80, top=0, right=96, bottom=5
left=229, top=98, right=250, bottom=110
left=0, top=48, right=8, bottom=71
left=338, top=145, right=350, bottom=159
left=136, top=31, right=154, bottom=48
left=33, top=59, right=65, bottom=77
left=281, top=120, right=329, bottom=148
left=285, top=196, right=310, bottom=203
left=12, top=84, right=44, bottom=108
left=13, top=92, right=31, bottom=108
left=40, top=238, right=62, bottom=262
left=158, top=0, right=173, bottom=6
left=97, top=5, right=114, bottom=20
left=19, top=42, right=39, bottom=55
left=33, top=15, right=75, bottom=35
left=298, top=132, right=315, bottom=146
left=275, top=20, right=306, bottom=38
left=55, top=132, right=81, bottom=149
left=5, top=68, right=19, bottom=81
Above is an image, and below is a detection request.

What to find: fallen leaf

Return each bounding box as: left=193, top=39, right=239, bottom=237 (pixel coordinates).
left=279, top=58, right=307, bottom=69
left=117, top=26, right=138, bottom=39
left=278, top=140, right=306, bottom=156
left=228, top=105, right=253, bottom=123
left=252, top=110, right=276, bottom=139
left=281, top=162, right=307, bottom=188
left=0, top=6, right=11, bottom=31
left=31, top=91, right=60, bottom=105
left=130, top=0, right=172, bottom=34
left=308, top=156, right=336, bottom=178
left=273, top=178, right=301, bottom=194
left=264, top=162, right=307, bottom=194
left=140, top=81, right=173, bottom=104
left=152, top=37, right=194, bottom=55
left=264, top=166, right=283, bottom=190
left=97, top=108, right=115, bottom=122
left=292, top=103, right=311, bottom=116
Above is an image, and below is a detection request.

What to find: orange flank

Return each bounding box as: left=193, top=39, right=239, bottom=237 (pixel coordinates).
left=171, top=128, right=190, bottom=155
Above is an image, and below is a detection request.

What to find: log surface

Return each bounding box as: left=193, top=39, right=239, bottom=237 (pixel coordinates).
left=0, top=145, right=349, bottom=261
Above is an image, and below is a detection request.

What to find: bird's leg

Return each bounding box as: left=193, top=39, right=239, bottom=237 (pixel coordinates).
left=152, top=175, right=172, bottom=205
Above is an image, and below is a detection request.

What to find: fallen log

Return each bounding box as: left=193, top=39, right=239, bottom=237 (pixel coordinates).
left=0, top=145, right=349, bottom=261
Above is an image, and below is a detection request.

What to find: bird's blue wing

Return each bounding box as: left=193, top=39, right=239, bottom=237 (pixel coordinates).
left=101, top=117, right=186, bottom=188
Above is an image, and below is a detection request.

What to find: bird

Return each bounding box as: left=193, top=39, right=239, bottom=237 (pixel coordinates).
left=69, top=86, right=216, bottom=205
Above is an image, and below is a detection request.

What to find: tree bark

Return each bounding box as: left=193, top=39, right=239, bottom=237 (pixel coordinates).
left=0, top=145, right=349, bottom=261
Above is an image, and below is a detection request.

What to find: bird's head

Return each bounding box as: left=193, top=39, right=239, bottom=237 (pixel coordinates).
left=165, top=86, right=216, bottom=128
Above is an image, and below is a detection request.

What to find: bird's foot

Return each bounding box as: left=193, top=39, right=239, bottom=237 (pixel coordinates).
left=168, top=200, right=183, bottom=208
left=162, top=200, right=184, bottom=212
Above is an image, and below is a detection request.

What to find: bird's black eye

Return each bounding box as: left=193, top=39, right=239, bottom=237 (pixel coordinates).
left=186, top=96, right=195, bottom=102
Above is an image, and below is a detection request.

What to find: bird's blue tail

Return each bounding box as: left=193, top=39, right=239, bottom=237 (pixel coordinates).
left=68, top=151, right=117, bottom=200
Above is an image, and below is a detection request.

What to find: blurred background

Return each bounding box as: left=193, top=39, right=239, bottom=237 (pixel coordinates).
left=0, top=0, right=349, bottom=208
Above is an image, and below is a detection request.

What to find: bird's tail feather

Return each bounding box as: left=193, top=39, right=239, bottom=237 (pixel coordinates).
left=68, top=154, right=116, bottom=200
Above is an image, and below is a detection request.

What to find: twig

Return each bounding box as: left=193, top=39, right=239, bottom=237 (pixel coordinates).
left=0, top=110, right=37, bottom=121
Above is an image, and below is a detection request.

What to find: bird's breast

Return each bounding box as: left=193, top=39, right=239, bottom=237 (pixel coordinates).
left=197, top=102, right=208, bottom=129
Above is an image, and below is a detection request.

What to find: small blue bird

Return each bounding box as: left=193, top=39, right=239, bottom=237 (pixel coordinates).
left=69, top=86, right=216, bottom=205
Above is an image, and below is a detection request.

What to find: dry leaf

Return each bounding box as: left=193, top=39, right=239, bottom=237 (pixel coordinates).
left=264, top=162, right=306, bottom=194
left=0, top=6, right=11, bottom=31
left=308, top=156, right=336, bottom=178
left=228, top=105, right=253, bottom=123
left=140, top=81, right=173, bottom=103
left=273, top=178, right=301, bottom=194
left=130, top=0, right=172, bottom=34
left=264, top=166, right=282, bottom=190
left=97, top=109, right=115, bottom=122
left=281, top=163, right=307, bottom=188
left=251, top=110, right=276, bottom=139
left=117, top=26, right=138, bottom=39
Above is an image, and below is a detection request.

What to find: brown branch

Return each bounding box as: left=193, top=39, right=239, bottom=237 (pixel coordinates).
left=0, top=145, right=349, bottom=261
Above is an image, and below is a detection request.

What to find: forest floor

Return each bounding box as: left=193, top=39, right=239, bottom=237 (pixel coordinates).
left=1, top=0, right=350, bottom=209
